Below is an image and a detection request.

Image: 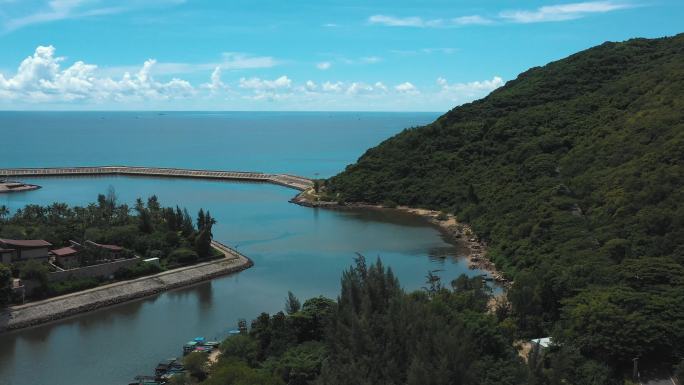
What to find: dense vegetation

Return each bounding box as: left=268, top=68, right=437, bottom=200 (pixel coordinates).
left=326, top=34, right=684, bottom=378
left=0, top=190, right=218, bottom=302
left=184, top=257, right=538, bottom=385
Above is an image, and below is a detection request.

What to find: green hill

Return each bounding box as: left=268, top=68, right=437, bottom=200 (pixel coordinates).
left=328, top=34, right=684, bottom=370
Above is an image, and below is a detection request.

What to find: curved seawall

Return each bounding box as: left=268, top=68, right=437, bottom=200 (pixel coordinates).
left=0, top=166, right=314, bottom=191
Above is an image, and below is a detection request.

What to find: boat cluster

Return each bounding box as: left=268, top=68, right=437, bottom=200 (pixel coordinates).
left=127, top=337, right=221, bottom=385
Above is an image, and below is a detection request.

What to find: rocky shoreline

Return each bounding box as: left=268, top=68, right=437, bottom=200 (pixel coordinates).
left=290, top=191, right=510, bottom=287
left=0, top=242, right=253, bottom=333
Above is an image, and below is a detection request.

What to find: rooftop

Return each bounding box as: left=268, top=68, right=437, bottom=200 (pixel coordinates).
left=51, top=246, right=79, bottom=257
left=0, top=239, right=52, bottom=248
left=85, top=240, right=123, bottom=251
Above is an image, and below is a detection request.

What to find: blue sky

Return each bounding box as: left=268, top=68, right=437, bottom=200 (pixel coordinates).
left=0, top=0, right=681, bottom=111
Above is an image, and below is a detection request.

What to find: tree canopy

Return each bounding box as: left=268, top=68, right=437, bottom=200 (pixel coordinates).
left=327, top=34, right=684, bottom=375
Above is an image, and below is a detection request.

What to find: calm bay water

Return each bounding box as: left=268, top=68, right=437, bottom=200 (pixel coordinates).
left=0, top=112, right=487, bottom=385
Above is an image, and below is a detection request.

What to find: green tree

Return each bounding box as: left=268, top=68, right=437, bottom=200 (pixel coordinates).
left=285, top=291, right=301, bottom=314
left=0, top=205, right=10, bottom=222
left=197, top=208, right=206, bottom=231
left=194, top=210, right=215, bottom=258
left=0, top=263, right=11, bottom=305
left=183, top=352, right=208, bottom=381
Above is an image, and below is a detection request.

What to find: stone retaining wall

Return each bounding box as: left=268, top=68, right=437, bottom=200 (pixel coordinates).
left=0, top=242, right=253, bottom=332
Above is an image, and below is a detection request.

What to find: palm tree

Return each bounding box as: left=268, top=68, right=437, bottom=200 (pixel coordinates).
left=0, top=205, right=9, bottom=222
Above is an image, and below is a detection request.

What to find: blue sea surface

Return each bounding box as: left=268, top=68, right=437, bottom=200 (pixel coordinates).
left=0, top=111, right=436, bottom=177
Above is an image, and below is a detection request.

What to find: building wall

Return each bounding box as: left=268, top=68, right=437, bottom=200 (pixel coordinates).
left=1, top=252, right=14, bottom=265
left=48, top=257, right=140, bottom=282
left=57, top=255, right=80, bottom=269
left=18, top=247, right=49, bottom=260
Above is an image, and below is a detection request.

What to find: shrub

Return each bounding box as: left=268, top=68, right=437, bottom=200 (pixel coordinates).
left=168, top=247, right=199, bottom=265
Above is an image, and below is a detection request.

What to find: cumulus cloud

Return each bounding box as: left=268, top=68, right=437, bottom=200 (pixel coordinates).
left=239, top=75, right=292, bottom=90
left=322, top=81, right=344, bottom=93
left=316, top=61, right=332, bottom=70
left=0, top=45, right=194, bottom=103
left=202, top=67, right=225, bottom=92
left=305, top=80, right=318, bottom=91
left=0, top=45, right=505, bottom=110
left=374, top=82, right=388, bottom=92
left=394, top=82, right=418, bottom=93
left=436, top=76, right=504, bottom=102
left=346, top=82, right=375, bottom=95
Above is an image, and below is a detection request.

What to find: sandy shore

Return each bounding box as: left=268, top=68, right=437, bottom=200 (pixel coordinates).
left=291, top=190, right=510, bottom=287
left=0, top=241, right=253, bottom=333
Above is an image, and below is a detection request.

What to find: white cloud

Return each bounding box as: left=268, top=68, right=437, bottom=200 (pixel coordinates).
left=316, top=61, right=332, bottom=70
left=394, top=82, right=418, bottom=93
left=369, top=2, right=635, bottom=29
left=202, top=67, right=225, bottom=92
left=436, top=76, right=504, bottom=103
left=368, top=14, right=442, bottom=28
left=220, top=52, right=278, bottom=70
left=346, top=82, right=375, bottom=95
left=239, top=75, right=292, bottom=90
left=452, top=15, right=493, bottom=25
left=322, top=81, right=344, bottom=93
left=0, top=45, right=195, bottom=103
left=98, top=52, right=278, bottom=78
left=374, top=82, right=388, bottom=92
left=0, top=45, right=506, bottom=111
left=500, top=1, right=633, bottom=23
left=1, top=0, right=185, bottom=33
left=305, top=80, right=317, bottom=91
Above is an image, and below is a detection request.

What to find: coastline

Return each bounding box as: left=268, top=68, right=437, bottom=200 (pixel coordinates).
left=0, top=241, right=253, bottom=333
left=290, top=191, right=510, bottom=287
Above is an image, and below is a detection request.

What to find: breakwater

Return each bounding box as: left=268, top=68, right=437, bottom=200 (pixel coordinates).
left=0, top=241, right=253, bottom=333
left=0, top=166, right=314, bottom=191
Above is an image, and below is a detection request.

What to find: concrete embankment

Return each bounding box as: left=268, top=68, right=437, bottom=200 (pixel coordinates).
left=0, top=241, right=253, bottom=333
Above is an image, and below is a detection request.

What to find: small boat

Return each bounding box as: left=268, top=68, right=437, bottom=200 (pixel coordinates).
left=203, top=341, right=220, bottom=348
left=183, top=341, right=198, bottom=354
left=194, top=346, right=211, bottom=353
left=155, top=358, right=183, bottom=377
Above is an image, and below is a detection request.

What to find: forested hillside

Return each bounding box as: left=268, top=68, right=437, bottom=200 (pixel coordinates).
left=328, top=34, right=684, bottom=375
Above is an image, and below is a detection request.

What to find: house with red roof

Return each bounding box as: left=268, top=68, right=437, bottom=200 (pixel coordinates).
left=84, top=240, right=124, bottom=260
left=50, top=246, right=81, bottom=269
